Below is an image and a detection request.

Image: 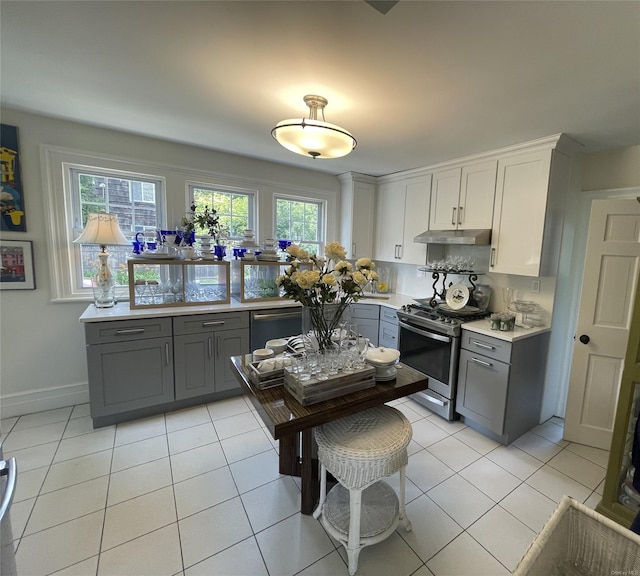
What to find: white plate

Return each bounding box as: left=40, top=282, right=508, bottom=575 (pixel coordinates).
left=445, top=283, right=470, bottom=310
left=133, top=253, right=176, bottom=260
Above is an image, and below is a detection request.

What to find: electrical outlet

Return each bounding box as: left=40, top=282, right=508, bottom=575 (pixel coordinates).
left=532, top=279, right=540, bottom=294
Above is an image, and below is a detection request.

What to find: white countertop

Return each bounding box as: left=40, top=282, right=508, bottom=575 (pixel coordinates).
left=79, top=292, right=410, bottom=322
left=462, top=318, right=550, bottom=342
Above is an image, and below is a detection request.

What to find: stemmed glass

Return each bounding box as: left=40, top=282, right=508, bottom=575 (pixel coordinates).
left=355, top=337, right=369, bottom=369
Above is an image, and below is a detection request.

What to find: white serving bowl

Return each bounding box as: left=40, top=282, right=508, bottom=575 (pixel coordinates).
left=365, top=347, right=400, bottom=367
left=252, top=348, right=275, bottom=362
left=266, top=338, right=288, bottom=355
left=365, top=347, right=401, bottom=381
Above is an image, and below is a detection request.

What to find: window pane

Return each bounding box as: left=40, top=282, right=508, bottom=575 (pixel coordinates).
left=189, top=185, right=254, bottom=240
left=73, top=169, right=162, bottom=289
left=275, top=197, right=323, bottom=255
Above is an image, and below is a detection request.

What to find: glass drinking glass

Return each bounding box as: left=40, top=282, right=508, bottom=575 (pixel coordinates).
left=355, top=337, right=369, bottom=368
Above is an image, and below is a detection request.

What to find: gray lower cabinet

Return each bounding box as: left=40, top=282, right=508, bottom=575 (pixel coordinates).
left=85, top=318, right=174, bottom=420
left=173, top=312, right=250, bottom=399
left=455, top=329, right=550, bottom=444
left=84, top=312, right=250, bottom=427
left=351, top=303, right=379, bottom=346
left=378, top=306, right=399, bottom=348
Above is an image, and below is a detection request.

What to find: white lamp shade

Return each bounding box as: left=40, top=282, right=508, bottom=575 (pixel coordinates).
left=74, top=212, right=130, bottom=247
left=272, top=118, right=357, bottom=159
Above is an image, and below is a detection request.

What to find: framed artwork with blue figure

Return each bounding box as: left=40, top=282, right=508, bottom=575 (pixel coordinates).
left=1, top=124, right=26, bottom=232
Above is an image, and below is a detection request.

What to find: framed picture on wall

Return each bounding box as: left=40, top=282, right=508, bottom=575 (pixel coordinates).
left=0, top=239, right=35, bottom=290
left=1, top=124, right=27, bottom=232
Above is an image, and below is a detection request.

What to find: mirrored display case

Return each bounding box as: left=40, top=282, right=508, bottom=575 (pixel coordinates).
left=128, top=259, right=230, bottom=309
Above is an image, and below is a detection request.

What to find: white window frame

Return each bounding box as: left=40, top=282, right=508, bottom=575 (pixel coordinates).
left=273, top=193, right=326, bottom=256
left=41, top=146, right=167, bottom=301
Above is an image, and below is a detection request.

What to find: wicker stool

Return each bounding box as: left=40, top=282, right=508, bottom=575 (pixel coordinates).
left=313, top=405, right=413, bottom=575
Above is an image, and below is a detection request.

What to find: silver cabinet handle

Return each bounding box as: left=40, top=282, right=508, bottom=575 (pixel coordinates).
left=208, top=336, right=213, bottom=358
left=490, top=247, right=496, bottom=267
left=202, top=321, right=225, bottom=327
left=470, top=357, right=492, bottom=367
left=452, top=207, right=457, bottom=226
left=252, top=311, right=301, bottom=321
left=115, top=328, right=145, bottom=335
left=0, top=458, right=17, bottom=522
left=216, top=336, right=221, bottom=358
left=458, top=206, right=463, bottom=225
left=165, top=342, right=170, bottom=365
left=471, top=340, right=495, bottom=350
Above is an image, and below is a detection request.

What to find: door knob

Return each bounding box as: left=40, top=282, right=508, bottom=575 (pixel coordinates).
left=579, top=334, right=590, bottom=344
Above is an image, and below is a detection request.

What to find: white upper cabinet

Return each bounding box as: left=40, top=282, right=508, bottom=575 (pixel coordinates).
left=338, top=173, right=376, bottom=259
left=430, top=160, right=497, bottom=230
left=490, top=146, right=573, bottom=277
left=374, top=173, right=431, bottom=264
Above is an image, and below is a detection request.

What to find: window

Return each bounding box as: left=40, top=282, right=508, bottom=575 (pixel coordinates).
left=275, top=196, right=324, bottom=255
left=41, top=145, right=168, bottom=301
left=188, top=184, right=255, bottom=241
left=71, top=168, right=163, bottom=289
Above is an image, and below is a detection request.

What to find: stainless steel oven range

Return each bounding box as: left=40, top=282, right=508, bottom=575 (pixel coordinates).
left=397, top=303, right=488, bottom=420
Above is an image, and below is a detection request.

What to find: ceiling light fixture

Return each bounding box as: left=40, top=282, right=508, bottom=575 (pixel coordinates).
left=271, top=95, right=357, bottom=159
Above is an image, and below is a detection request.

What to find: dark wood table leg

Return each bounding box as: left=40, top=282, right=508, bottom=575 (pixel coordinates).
left=278, top=433, right=301, bottom=476
left=300, top=428, right=319, bottom=515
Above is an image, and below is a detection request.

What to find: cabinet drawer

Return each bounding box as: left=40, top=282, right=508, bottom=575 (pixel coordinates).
left=379, top=306, right=399, bottom=325
left=461, top=331, right=511, bottom=364
left=85, top=318, right=172, bottom=345
left=173, top=311, right=249, bottom=335
left=351, top=303, right=379, bottom=320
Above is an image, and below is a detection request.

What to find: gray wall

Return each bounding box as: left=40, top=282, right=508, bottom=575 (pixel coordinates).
left=0, top=108, right=340, bottom=418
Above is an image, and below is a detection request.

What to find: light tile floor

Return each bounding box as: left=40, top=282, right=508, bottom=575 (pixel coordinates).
left=1, top=396, right=608, bottom=576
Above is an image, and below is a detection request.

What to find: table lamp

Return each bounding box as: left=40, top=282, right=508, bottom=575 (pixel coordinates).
left=74, top=212, right=129, bottom=307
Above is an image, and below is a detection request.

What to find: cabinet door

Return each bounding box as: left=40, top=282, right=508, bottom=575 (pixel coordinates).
left=429, top=168, right=461, bottom=231
left=214, top=328, right=250, bottom=392
left=374, top=181, right=405, bottom=262
left=174, top=333, right=215, bottom=400
left=378, top=320, right=398, bottom=349
left=351, top=180, right=376, bottom=259
left=87, top=337, right=174, bottom=418
left=456, top=348, right=510, bottom=436
left=339, top=174, right=376, bottom=259
left=353, top=317, right=379, bottom=346
left=401, top=174, right=431, bottom=265
left=459, top=160, right=497, bottom=229
left=490, top=150, right=552, bottom=276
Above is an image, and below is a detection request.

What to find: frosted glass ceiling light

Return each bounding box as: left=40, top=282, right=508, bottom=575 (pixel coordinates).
left=271, top=95, right=357, bottom=159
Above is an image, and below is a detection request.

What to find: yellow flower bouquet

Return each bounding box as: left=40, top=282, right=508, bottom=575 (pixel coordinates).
left=277, top=242, right=378, bottom=350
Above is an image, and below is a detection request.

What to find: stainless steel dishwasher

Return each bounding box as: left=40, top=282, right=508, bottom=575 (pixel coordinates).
left=250, top=308, right=302, bottom=350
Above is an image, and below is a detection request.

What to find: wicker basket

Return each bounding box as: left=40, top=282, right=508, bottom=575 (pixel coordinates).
left=513, top=496, right=640, bottom=576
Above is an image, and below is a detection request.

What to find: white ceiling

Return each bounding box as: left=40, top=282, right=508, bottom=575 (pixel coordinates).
left=2, top=1, right=639, bottom=177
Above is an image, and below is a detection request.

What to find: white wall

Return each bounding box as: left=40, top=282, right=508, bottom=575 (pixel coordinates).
left=0, top=108, right=340, bottom=419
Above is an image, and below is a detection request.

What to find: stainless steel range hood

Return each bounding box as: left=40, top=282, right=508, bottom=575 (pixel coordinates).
left=413, top=229, right=492, bottom=245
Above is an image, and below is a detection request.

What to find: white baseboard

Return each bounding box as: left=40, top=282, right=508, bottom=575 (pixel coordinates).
left=0, top=382, right=89, bottom=420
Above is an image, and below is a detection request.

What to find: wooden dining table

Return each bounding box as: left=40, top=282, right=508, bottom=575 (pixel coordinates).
left=229, top=355, right=429, bottom=514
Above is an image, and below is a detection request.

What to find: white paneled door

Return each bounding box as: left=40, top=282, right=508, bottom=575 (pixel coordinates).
left=564, top=198, right=640, bottom=449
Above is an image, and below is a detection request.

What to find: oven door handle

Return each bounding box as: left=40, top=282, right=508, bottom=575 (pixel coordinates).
left=398, top=320, right=451, bottom=343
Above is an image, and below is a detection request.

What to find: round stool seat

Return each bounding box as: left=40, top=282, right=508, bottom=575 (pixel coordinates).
left=324, top=481, right=399, bottom=539
left=314, top=405, right=412, bottom=490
